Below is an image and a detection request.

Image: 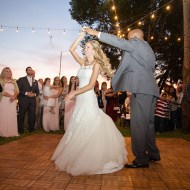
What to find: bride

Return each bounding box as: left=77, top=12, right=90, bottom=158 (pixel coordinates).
left=51, top=31, right=127, bottom=176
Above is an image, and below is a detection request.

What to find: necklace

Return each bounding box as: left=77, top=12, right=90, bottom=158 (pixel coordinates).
left=4, top=79, right=12, bottom=83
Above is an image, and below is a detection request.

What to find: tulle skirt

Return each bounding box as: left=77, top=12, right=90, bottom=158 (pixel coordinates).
left=51, top=90, right=127, bottom=176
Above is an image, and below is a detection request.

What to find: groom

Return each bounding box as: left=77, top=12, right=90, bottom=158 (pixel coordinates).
left=84, top=28, right=160, bottom=168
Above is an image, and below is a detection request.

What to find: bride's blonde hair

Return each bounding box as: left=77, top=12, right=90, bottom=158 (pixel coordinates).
left=85, top=40, right=115, bottom=78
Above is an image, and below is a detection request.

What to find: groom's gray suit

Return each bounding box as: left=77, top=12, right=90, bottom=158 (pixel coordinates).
left=99, top=32, right=160, bottom=165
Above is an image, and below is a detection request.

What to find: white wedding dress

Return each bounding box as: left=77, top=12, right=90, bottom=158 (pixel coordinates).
left=51, top=64, right=127, bottom=176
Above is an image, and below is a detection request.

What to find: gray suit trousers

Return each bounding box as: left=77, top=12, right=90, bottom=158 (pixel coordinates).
left=130, top=93, right=160, bottom=164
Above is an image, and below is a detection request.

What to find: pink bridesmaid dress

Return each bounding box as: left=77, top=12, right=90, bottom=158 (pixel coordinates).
left=64, top=98, right=76, bottom=131
left=42, top=89, right=59, bottom=132
left=0, top=82, right=19, bottom=137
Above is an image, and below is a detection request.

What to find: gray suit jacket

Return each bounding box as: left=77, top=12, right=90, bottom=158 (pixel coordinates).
left=99, top=32, right=160, bottom=97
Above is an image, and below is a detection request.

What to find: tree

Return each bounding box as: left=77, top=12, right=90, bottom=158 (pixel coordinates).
left=69, top=0, right=183, bottom=86
left=183, top=0, right=190, bottom=87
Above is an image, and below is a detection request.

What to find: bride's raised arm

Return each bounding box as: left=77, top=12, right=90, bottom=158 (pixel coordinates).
left=69, top=31, right=85, bottom=66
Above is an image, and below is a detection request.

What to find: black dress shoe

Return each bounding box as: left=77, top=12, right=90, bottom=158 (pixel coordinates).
left=149, top=157, right=161, bottom=162
left=125, top=163, right=149, bottom=168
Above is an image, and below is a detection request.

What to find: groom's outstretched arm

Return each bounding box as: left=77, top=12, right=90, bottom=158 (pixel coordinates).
left=84, top=28, right=135, bottom=52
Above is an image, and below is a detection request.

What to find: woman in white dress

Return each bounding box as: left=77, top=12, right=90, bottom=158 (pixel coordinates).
left=41, top=78, right=56, bottom=114
left=42, top=77, right=62, bottom=132
left=51, top=31, right=127, bottom=176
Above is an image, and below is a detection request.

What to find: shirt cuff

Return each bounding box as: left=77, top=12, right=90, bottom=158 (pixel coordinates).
left=98, top=32, right=101, bottom=38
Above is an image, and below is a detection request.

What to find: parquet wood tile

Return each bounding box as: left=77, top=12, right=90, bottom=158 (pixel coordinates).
left=0, top=134, right=190, bottom=190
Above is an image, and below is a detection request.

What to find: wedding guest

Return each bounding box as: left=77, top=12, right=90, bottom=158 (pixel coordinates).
left=58, top=76, right=68, bottom=124
left=64, top=76, right=76, bottom=131
left=0, top=67, right=19, bottom=137
left=75, top=76, right=79, bottom=88
left=169, top=86, right=178, bottom=131
left=154, top=93, right=171, bottom=133
left=31, top=70, right=42, bottom=129
left=35, top=78, right=44, bottom=129
left=176, top=84, right=183, bottom=129
left=17, top=67, right=39, bottom=133
left=94, top=80, right=104, bottom=110
left=105, top=86, right=118, bottom=122
left=42, top=76, right=62, bottom=132
left=100, top=82, right=108, bottom=112
left=41, top=78, right=56, bottom=114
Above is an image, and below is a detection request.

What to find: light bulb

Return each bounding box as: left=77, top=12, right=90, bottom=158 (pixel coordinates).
left=166, top=5, right=170, bottom=10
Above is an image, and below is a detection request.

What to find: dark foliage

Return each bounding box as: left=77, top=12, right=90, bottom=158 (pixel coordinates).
left=69, top=0, right=183, bottom=86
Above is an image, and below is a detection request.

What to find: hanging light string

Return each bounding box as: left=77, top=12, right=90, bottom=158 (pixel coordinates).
left=122, top=0, right=174, bottom=32
left=0, top=25, right=80, bottom=35
left=111, top=0, right=125, bottom=37
left=111, top=0, right=123, bottom=37
left=1, top=0, right=181, bottom=42
left=110, top=0, right=181, bottom=41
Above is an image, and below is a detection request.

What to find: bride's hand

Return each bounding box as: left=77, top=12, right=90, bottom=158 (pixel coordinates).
left=79, top=31, right=85, bottom=39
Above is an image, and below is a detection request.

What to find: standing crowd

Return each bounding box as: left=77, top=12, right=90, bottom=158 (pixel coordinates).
left=0, top=67, right=190, bottom=138
left=0, top=66, right=127, bottom=137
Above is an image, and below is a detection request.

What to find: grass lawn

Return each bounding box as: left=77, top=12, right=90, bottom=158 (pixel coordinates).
left=1, top=119, right=190, bottom=145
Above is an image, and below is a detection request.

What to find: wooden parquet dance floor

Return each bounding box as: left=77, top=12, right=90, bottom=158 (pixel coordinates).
left=0, top=134, right=190, bottom=190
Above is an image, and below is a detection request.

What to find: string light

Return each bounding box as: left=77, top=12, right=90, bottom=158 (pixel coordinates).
left=151, top=13, right=155, bottom=19
left=166, top=5, right=170, bottom=10
left=138, top=21, right=142, bottom=26
left=115, top=22, right=119, bottom=27
left=111, top=0, right=123, bottom=37
left=111, top=0, right=175, bottom=38
left=32, top=27, right=35, bottom=33
left=0, top=0, right=181, bottom=43
left=108, top=0, right=182, bottom=42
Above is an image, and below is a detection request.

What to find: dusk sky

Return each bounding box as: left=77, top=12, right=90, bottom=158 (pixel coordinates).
left=0, top=0, right=106, bottom=84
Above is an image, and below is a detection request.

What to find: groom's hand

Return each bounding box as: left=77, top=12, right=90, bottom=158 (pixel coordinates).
left=83, top=28, right=99, bottom=37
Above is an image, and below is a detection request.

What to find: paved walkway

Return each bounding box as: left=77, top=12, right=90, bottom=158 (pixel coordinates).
left=0, top=134, right=190, bottom=190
